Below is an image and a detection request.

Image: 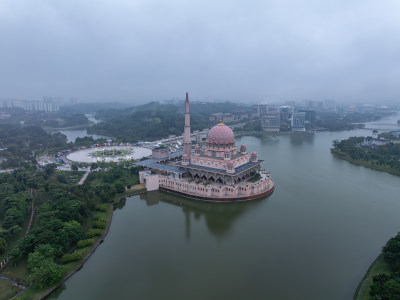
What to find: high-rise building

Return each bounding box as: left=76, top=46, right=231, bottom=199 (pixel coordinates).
left=261, top=111, right=280, bottom=132
left=299, top=109, right=316, bottom=126
left=291, top=113, right=306, bottom=132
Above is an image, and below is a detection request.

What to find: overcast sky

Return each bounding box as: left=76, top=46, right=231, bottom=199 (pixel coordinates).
left=1, top=0, right=400, bottom=104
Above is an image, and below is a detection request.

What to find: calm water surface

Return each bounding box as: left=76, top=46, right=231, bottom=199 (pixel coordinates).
left=57, top=129, right=106, bottom=143
left=53, top=115, right=400, bottom=300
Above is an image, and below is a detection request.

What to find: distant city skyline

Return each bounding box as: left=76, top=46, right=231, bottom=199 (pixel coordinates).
left=1, top=0, right=400, bottom=104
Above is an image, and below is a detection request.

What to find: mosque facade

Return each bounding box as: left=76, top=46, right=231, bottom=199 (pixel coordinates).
left=137, top=93, right=274, bottom=202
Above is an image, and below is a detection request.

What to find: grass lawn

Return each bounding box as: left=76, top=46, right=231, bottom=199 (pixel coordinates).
left=89, top=169, right=139, bottom=187
left=0, top=280, right=19, bottom=300
left=355, top=254, right=391, bottom=300
left=2, top=259, right=29, bottom=286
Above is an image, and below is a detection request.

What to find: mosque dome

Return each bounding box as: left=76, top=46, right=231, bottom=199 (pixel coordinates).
left=251, top=152, right=257, bottom=156
left=195, top=145, right=200, bottom=150
left=207, top=123, right=235, bottom=144
left=227, top=161, right=234, bottom=166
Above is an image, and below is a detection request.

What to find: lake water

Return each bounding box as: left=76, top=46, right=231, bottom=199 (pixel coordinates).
left=56, top=129, right=107, bottom=143
left=56, top=114, right=105, bottom=143
left=52, top=114, right=400, bottom=300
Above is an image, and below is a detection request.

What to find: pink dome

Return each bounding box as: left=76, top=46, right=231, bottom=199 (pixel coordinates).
left=241, top=144, right=246, bottom=148
left=251, top=152, right=257, bottom=156
left=195, top=145, right=200, bottom=150
left=227, top=161, right=234, bottom=166
left=182, top=153, right=188, bottom=159
left=207, top=124, right=235, bottom=144
left=224, top=149, right=230, bottom=154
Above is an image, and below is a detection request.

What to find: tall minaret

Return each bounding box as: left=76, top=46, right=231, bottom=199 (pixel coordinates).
left=183, top=92, right=191, bottom=158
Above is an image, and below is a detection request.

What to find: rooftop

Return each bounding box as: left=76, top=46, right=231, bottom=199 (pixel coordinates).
left=134, top=151, right=185, bottom=174
left=176, top=160, right=263, bottom=176
left=197, top=151, right=244, bottom=160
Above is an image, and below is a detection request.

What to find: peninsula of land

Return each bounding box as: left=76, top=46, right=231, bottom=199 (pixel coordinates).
left=331, top=133, right=400, bottom=176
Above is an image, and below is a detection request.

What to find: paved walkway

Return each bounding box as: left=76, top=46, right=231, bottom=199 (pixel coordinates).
left=0, top=275, right=27, bottom=295
left=25, top=196, right=36, bottom=237
left=78, top=169, right=91, bottom=185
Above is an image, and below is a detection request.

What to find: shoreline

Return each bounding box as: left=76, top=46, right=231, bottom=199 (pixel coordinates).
left=331, top=149, right=400, bottom=176
left=353, top=253, right=382, bottom=300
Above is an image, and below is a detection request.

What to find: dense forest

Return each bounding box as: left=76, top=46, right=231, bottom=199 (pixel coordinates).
left=89, top=101, right=250, bottom=141
left=369, top=233, right=400, bottom=299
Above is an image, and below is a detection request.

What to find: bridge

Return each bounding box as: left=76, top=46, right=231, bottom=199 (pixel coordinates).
left=352, top=123, right=400, bottom=131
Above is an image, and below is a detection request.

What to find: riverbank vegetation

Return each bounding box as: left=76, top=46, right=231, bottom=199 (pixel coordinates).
left=356, top=233, right=400, bottom=299
left=0, top=161, right=142, bottom=299
left=331, top=136, right=400, bottom=176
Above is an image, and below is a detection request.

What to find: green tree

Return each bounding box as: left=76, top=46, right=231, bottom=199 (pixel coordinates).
left=383, top=233, right=400, bottom=272
left=71, top=164, right=79, bottom=172
left=28, top=258, right=63, bottom=288
left=58, top=221, right=82, bottom=250
left=114, top=182, right=125, bottom=193
left=27, top=244, right=63, bottom=288
left=0, top=237, right=7, bottom=254
left=369, top=274, right=400, bottom=300
left=27, top=244, right=56, bottom=270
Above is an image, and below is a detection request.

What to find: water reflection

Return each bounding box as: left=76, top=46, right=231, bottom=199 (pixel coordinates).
left=259, top=134, right=280, bottom=145
left=140, top=192, right=160, bottom=206
left=289, top=132, right=315, bottom=146
left=113, top=197, right=126, bottom=210
left=144, top=191, right=266, bottom=240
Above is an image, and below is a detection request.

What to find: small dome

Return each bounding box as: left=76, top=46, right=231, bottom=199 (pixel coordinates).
left=224, top=149, right=230, bottom=154
left=251, top=152, right=257, bottom=156
left=183, top=153, right=188, bottom=159
left=241, top=144, right=246, bottom=148
left=228, top=161, right=234, bottom=166
left=195, top=145, right=200, bottom=150
left=207, top=123, right=235, bottom=145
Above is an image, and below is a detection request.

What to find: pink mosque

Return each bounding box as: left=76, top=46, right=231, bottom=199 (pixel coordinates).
left=138, top=93, right=274, bottom=202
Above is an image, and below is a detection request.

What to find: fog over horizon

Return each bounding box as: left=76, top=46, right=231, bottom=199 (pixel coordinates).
left=1, top=0, right=400, bottom=105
